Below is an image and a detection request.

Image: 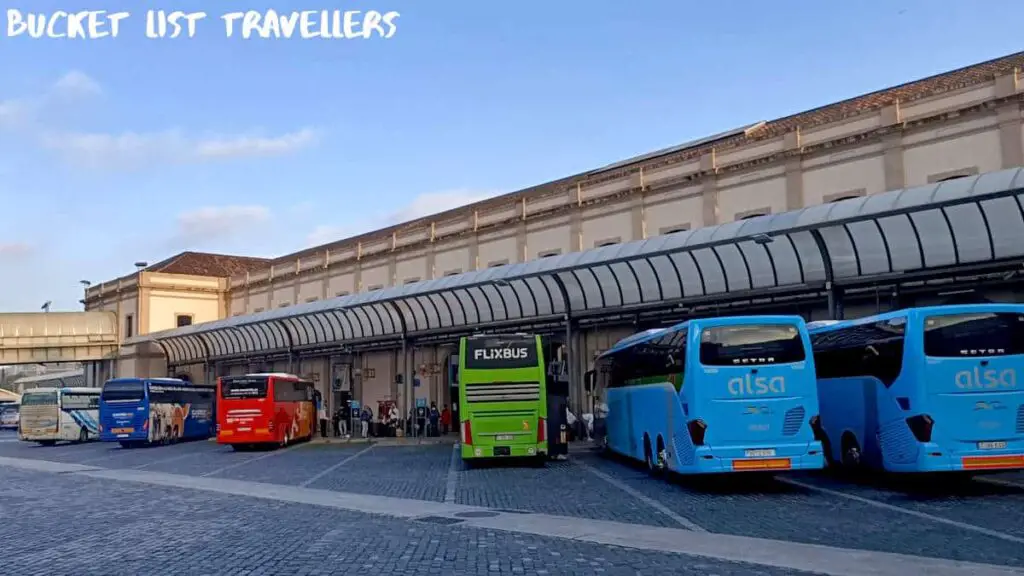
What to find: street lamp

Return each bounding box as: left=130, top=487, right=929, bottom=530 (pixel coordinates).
left=133, top=261, right=148, bottom=271
left=80, top=280, right=91, bottom=287
left=41, top=301, right=51, bottom=313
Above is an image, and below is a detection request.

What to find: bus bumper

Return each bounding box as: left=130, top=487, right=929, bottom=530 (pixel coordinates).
left=888, top=444, right=1024, bottom=473
left=689, top=442, right=826, bottom=473
left=461, top=442, right=546, bottom=459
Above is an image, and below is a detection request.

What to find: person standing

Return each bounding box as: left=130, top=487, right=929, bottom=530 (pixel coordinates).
left=428, top=402, right=440, bottom=437
left=440, top=405, right=451, bottom=435
left=360, top=405, right=372, bottom=438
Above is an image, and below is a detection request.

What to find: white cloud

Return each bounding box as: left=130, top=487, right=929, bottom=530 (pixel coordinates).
left=196, top=128, right=318, bottom=159
left=1, top=72, right=318, bottom=169
left=0, top=242, right=32, bottom=260
left=41, top=127, right=318, bottom=169
left=175, top=205, right=271, bottom=244
left=51, top=71, right=102, bottom=97
left=304, top=189, right=498, bottom=247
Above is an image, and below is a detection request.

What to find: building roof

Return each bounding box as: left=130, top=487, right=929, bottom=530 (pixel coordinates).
left=144, top=251, right=271, bottom=278
left=267, top=51, right=1023, bottom=265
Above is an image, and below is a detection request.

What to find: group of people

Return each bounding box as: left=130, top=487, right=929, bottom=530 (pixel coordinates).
left=311, top=390, right=452, bottom=439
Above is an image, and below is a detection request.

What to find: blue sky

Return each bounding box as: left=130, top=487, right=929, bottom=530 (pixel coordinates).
left=1, top=0, right=1022, bottom=312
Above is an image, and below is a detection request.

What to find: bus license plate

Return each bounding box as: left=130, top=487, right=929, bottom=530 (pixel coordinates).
left=978, top=441, right=1007, bottom=450
left=496, top=434, right=514, bottom=441
left=745, top=449, right=776, bottom=458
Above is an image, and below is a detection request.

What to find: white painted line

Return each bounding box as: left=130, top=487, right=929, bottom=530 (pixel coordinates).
left=778, top=477, right=1024, bottom=545
left=0, top=456, right=102, bottom=474
left=444, top=443, right=460, bottom=503
left=201, top=444, right=302, bottom=478
left=574, top=460, right=707, bottom=532
left=299, top=444, right=374, bottom=488
left=132, top=450, right=206, bottom=470
left=975, top=476, right=1024, bottom=490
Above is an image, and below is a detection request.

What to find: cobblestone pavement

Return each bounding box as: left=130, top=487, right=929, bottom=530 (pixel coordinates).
left=1, top=430, right=1023, bottom=572
left=0, top=466, right=813, bottom=576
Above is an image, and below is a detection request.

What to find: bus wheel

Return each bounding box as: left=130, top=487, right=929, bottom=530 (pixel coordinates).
left=78, top=428, right=89, bottom=443
left=655, top=436, right=668, bottom=474
left=643, top=434, right=654, bottom=472
left=841, top=433, right=862, bottom=469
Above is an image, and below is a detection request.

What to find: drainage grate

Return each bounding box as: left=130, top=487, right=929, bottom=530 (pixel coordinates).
left=413, top=516, right=465, bottom=526
left=454, top=510, right=501, bottom=519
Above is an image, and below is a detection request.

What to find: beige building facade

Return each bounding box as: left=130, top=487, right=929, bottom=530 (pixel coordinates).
left=97, top=53, right=1024, bottom=415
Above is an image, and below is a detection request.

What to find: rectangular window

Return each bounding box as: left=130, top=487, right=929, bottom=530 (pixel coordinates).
left=20, top=391, right=57, bottom=406
left=464, top=336, right=538, bottom=369
left=538, top=249, right=561, bottom=258
left=699, top=324, right=805, bottom=366
left=404, top=277, right=421, bottom=285
left=487, top=260, right=509, bottom=268
left=305, top=297, right=319, bottom=303
left=278, top=302, right=291, bottom=308
left=253, top=307, right=265, bottom=313
left=335, top=291, right=350, bottom=298
left=124, top=314, right=134, bottom=339
left=594, top=237, right=621, bottom=248
left=444, top=269, right=462, bottom=277
left=923, top=312, right=1024, bottom=357
left=175, top=314, right=193, bottom=328
left=101, top=381, right=145, bottom=403
left=220, top=376, right=269, bottom=399
left=367, top=284, right=384, bottom=291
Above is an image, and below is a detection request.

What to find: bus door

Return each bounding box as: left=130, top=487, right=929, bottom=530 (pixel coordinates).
left=448, top=354, right=460, bottom=425
left=919, top=311, right=1024, bottom=460
left=697, top=323, right=812, bottom=449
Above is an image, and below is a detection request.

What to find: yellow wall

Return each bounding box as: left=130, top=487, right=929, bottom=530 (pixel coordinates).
left=142, top=272, right=227, bottom=335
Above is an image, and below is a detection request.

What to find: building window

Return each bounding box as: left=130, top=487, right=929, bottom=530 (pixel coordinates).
left=824, top=189, right=866, bottom=204
left=594, top=237, right=621, bottom=248
left=538, top=249, right=561, bottom=258
left=404, top=277, right=421, bottom=285
left=488, top=259, right=509, bottom=268
left=124, top=314, right=134, bottom=339
left=443, top=269, right=462, bottom=277
left=367, top=284, right=384, bottom=291
left=175, top=314, right=193, bottom=328
left=659, top=224, right=690, bottom=235
left=305, top=297, right=319, bottom=303
left=278, top=302, right=291, bottom=308
left=928, top=167, right=979, bottom=183
left=735, top=207, right=772, bottom=221
left=335, top=291, right=350, bottom=298
left=253, top=307, right=265, bottom=313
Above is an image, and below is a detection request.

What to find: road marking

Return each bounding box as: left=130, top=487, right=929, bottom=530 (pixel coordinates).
left=132, top=450, right=206, bottom=470
left=444, top=443, right=460, bottom=503
left=298, top=444, right=374, bottom=488
left=975, top=476, right=1024, bottom=490
left=201, top=443, right=303, bottom=478
left=574, top=459, right=706, bottom=532
left=778, top=477, right=1024, bottom=545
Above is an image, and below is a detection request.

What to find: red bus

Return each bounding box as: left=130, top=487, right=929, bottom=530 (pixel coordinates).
left=216, top=373, right=315, bottom=451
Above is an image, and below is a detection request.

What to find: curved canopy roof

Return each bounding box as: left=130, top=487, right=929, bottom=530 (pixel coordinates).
left=132, top=167, right=1024, bottom=366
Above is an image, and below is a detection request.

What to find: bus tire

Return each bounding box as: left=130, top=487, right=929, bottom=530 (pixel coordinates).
left=78, top=428, right=89, bottom=443
left=655, top=435, right=667, bottom=474
left=840, top=432, right=862, bottom=469
left=643, top=434, right=654, bottom=473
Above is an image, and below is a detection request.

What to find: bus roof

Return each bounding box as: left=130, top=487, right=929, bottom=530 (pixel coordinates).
left=223, top=372, right=302, bottom=380
left=807, top=303, right=1024, bottom=336
left=601, top=315, right=807, bottom=358
left=104, top=377, right=189, bottom=385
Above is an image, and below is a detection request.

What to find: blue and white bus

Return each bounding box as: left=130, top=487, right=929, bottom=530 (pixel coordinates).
left=597, top=316, right=825, bottom=475
left=809, top=304, right=1024, bottom=473
left=99, top=378, right=216, bottom=448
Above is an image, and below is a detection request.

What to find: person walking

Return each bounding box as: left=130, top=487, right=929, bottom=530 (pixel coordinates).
left=360, top=405, right=372, bottom=438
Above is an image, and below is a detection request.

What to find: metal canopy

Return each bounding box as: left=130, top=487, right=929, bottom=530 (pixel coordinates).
left=133, top=167, right=1024, bottom=366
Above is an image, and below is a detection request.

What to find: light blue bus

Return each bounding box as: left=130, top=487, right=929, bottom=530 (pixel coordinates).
left=99, top=378, right=216, bottom=448
left=809, top=304, right=1024, bottom=473
left=597, top=316, right=825, bottom=475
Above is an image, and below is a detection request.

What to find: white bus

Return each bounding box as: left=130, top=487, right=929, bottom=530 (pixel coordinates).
left=19, top=387, right=100, bottom=445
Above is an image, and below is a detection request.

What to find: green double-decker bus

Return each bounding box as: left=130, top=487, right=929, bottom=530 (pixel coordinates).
left=458, top=333, right=548, bottom=463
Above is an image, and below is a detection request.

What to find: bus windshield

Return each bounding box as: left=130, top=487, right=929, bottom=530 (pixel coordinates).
left=101, top=381, right=145, bottom=403
left=20, top=391, right=57, bottom=406
left=464, top=336, right=538, bottom=370
left=221, top=377, right=268, bottom=399
left=923, top=312, right=1024, bottom=358
left=700, top=324, right=805, bottom=366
